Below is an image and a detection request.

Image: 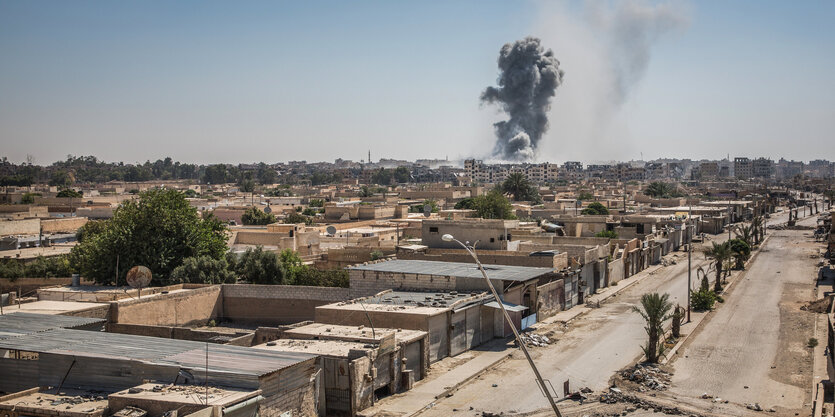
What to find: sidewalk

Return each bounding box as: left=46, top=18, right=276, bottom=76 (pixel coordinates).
left=361, top=261, right=670, bottom=416
left=358, top=338, right=514, bottom=417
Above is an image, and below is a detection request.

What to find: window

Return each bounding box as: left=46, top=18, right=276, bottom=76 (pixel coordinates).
left=429, top=227, right=439, bottom=234
left=490, top=237, right=495, bottom=243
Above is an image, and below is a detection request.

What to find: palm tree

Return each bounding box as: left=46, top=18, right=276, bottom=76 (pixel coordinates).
left=704, top=242, right=731, bottom=292
left=502, top=172, right=531, bottom=201
left=632, top=293, right=674, bottom=363
left=751, top=216, right=764, bottom=244
left=735, top=224, right=754, bottom=246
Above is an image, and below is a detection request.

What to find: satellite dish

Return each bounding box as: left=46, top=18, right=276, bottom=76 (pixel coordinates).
left=326, top=226, right=337, bottom=236
left=263, top=205, right=272, bottom=214
left=126, top=265, right=152, bottom=298
left=423, top=204, right=432, bottom=217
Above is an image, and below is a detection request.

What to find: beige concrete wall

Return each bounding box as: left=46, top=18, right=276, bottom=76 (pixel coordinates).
left=0, top=218, right=40, bottom=236
left=110, top=285, right=222, bottom=326
left=221, top=284, right=349, bottom=325
left=40, top=217, right=88, bottom=233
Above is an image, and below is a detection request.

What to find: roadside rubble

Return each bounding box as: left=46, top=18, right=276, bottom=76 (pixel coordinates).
left=519, top=332, right=552, bottom=347
left=620, top=363, right=672, bottom=391
left=599, top=387, right=699, bottom=416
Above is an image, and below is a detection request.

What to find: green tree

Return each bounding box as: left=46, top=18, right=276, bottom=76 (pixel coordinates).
left=576, top=191, right=594, bottom=201
left=728, top=238, right=751, bottom=270
left=690, top=286, right=717, bottom=311
left=292, top=267, right=349, bottom=287
left=393, top=166, right=411, bottom=183
left=256, top=163, right=278, bottom=185
left=56, top=188, right=83, bottom=198
left=595, top=230, right=618, bottom=239
left=472, top=190, right=516, bottom=220
left=232, top=246, right=286, bottom=284
left=308, top=199, right=325, bottom=207
left=704, top=242, right=731, bottom=292
left=69, top=189, right=228, bottom=286
left=242, top=206, right=276, bottom=225
left=203, top=164, right=228, bottom=184
left=643, top=182, right=683, bottom=198
left=371, top=168, right=392, bottom=185
left=170, top=255, right=237, bottom=284
left=581, top=202, right=610, bottom=215
left=285, top=212, right=313, bottom=225
left=454, top=198, right=476, bottom=210
left=49, top=170, right=73, bottom=187
left=411, top=200, right=439, bottom=213
left=75, top=220, right=108, bottom=243
left=632, top=292, right=674, bottom=363
left=279, top=249, right=306, bottom=283
left=20, top=193, right=39, bottom=204
left=501, top=173, right=541, bottom=203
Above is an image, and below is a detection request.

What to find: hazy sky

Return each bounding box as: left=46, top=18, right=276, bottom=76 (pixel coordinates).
left=1, top=0, right=833, bottom=165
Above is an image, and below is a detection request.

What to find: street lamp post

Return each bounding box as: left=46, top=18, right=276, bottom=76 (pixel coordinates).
left=687, top=204, right=692, bottom=322
left=441, top=233, right=563, bottom=417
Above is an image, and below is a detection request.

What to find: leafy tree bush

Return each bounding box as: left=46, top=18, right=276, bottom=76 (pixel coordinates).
left=690, top=287, right=717, bottom=311
left=728, top=238, right=751, bottom=269
left=170, top=256, right=236, bottom=284
left=370, top=250, right=384, bottom=261
left=75, top=220, right=108, bottom=243
left=643, top=182, right=683, bottom=198
left=0, top=256, right=72, bottom=279
left=232, top=246, right=286, bottom=284
left=576, top=191, right=594, bottom=201
left=595, top=230, right=618, bottom=239
left=56, top=188, right=82, bottom=198
left=20, top=193, right=40, bottom=204
left=182, top=189, right=199, bottom=198
left=68, top=189, right=228, bottom=286
left=582, top=202, right=610, bottom=215
left=308, top=199, right=325, bottom=207
left=472, top=190, right=516, bottom=220
left=291, top=267, right=350, bottom=287
left=242, top=206, right=276, bottom=225
left=454, top=198, right=475, bottom=210
left=302, top=207, right=319, bottom=216
left=410, top=200, right=439, bottom=213
left=284, top=212, right=313, bottom=225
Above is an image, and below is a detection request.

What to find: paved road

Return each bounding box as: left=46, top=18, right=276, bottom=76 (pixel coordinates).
left=668, top=215, right=820, bottom=409
left=420, top=242, right=719, bottom=415
left=417, top=209, right=810, bottom=416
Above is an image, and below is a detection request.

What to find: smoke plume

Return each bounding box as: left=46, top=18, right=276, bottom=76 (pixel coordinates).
left=532, top=1, right=689, bottom=161
left=481, top=37, right=564, bottom=161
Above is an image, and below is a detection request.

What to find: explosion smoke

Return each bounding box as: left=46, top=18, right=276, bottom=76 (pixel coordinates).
left=481, top=37, right=564, bottom=161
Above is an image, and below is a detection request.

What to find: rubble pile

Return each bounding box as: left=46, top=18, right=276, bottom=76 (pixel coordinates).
left=620, top=363, right=671, bottom=391
left=519, top=332, right=552, bottom=347
left=599, top=388, right=700, bottom=416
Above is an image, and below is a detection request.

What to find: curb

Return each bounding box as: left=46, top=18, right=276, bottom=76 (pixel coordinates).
left=428, top=354, right=513, bottom=403
left=661, top=233, right=771, bottom=365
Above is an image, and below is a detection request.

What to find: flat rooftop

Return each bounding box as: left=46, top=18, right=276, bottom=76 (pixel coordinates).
left=109, top=383, right=260, bottom=407
left=0, top=328, right=315, bottom=378
left=253, top=338, right=372, bottom=358
left=0, top=388, right=109, bottom=417
left=348, top=259, right=554, bottom=282
left=2, top=300, right=108, bottom=315
left=0, top=312, right=104, bottom=339
left=284, top=322, right=426, bottom=344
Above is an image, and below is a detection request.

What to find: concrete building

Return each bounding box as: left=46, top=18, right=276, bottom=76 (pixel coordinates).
left=421, top=219, right=519, bottom=250
left=734, top=157, right=753, bottom=179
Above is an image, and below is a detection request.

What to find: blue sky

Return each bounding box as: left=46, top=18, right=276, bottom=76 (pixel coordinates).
left=1, top=0, right=833, bottom=164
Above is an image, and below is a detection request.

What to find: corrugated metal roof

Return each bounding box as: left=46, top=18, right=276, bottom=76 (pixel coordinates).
left=0, top=328, right=315, bottom=377
left=0, top=312, right=105, bottom=339
left=348, top=259, right=554, bottom=282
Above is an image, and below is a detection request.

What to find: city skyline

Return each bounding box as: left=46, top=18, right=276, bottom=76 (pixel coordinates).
left=2, top=0, right=834, bottom=164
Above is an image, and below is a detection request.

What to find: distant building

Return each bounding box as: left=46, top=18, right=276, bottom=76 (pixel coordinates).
left=699, top=162, right=719, bottom=178
left=734, top=157, right=752, bottom=179
left=752, top=157, right=774, bottom=179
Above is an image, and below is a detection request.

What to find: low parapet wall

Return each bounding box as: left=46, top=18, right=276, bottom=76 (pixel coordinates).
left=221, top=284, right=349, bottom=325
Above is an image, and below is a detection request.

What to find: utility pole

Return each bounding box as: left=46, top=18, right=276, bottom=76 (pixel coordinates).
left=687, top=204, right=692, bottom=322
left=442, top=234, right=563, bottom=416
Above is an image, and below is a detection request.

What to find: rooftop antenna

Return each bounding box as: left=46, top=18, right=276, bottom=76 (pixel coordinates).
left=368, top=150, right=371, bottom=164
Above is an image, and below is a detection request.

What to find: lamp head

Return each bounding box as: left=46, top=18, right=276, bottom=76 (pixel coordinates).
left=441, top=234, right=455, bottom=242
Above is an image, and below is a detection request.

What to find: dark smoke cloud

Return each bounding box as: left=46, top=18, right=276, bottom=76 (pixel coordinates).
left=481, top=37, right=564, bottom=161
